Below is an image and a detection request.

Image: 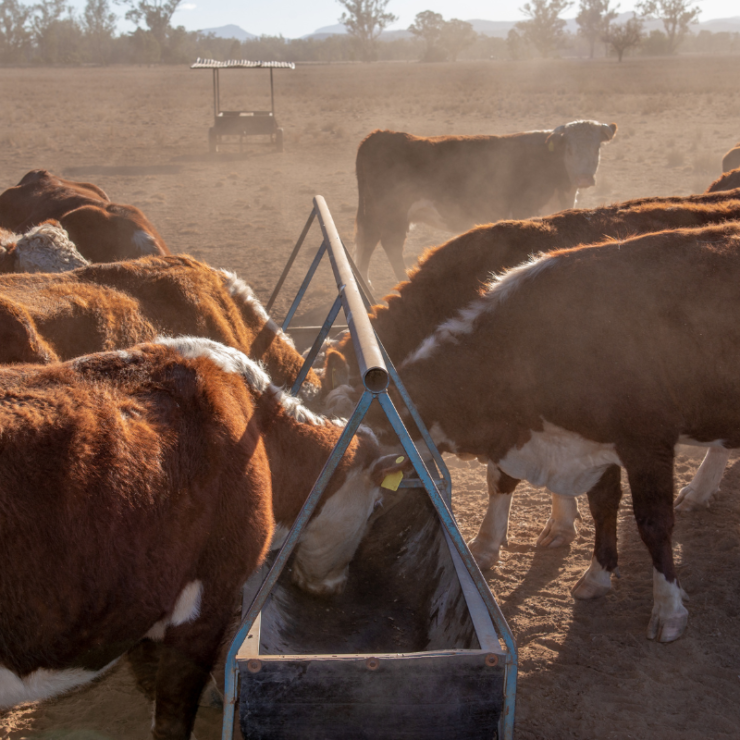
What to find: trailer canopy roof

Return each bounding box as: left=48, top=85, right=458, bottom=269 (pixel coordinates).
left=191, top=59, right=295, bottom=70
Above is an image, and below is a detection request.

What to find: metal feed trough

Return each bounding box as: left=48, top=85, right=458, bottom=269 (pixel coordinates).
left=191, top=59, right=295, bottom=153
left=221, top=197, right=518, bottom=740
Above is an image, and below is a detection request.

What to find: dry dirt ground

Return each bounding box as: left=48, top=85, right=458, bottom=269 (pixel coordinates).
left=1, top=57, right=740, bottom=740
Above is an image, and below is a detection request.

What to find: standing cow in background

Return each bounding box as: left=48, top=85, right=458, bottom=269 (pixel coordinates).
left=354, top=120, right=617, bottom=282
left=0, top=169, right=169, bottom=263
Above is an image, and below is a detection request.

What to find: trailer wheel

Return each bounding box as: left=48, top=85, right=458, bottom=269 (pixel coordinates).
left=275, top=128, right=284, bottom=153
left=208, top=127, right=217, bottom=154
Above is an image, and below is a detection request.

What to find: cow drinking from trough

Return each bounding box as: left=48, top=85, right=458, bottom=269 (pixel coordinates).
left=322, top=192, right=740, bottom=569
left=0, top=338, right=407, bottom=739
left=354, top=121, right=617, bottom=282
left=0, top=170, right=168, bottom=263
left=360, top=222, right=740, bottom=643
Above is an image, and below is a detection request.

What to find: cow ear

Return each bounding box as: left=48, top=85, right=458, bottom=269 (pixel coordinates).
left=601, top=123, right=617, bottom=142
left=324, top=348, right=350, bottom=392
left=369, top=453, right=414, bottom=489
left=545, top=127, right=565, bottom=153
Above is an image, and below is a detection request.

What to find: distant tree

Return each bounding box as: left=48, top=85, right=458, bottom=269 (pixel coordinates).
left=517, top=0, right=573, bottom=58
left=0, top=0, right=33, bottom=62
left=576, top=0, right=618, bottom=57
left=337, top=0, right=397, bottom=61
left=603, top=13, right=643, bottom=60
left=408, top=10, right=445, bottom=60
left=506, top=27, right=529, bottom=59
left=82, top=0, right=116, bottom=63
left=440, top=18, right=476, bottom=61
left=117, top=0, right=181, bottom=51
left=636, top=0, right=701, bottom=53
left=32, top=0, right=83, bottom=63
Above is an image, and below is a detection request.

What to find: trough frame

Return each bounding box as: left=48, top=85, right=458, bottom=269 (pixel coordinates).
left=221, top=196, right=518, bottom=740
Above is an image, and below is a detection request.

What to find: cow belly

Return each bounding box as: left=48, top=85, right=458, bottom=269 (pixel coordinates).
left=498, top=420, right=621, bottom=496
left=407, top=199, right=450, bottom=231
left=0, top=660, right=118, bottom=709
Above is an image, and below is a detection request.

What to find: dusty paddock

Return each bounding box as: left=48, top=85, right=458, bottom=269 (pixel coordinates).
left=2, top=57, right=740, bottom=739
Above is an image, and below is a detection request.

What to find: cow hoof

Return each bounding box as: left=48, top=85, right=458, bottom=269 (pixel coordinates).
left=571, top=558, right=613, bottom=599
left=647, top=609, right=688, bottom=642
left=536, top=518, right=577, bottom=549
left=674, top=483, right=716, bottom=513
left=467, top=538, right=500, bottom=570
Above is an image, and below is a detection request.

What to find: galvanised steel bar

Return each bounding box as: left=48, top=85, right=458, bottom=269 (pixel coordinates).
left=290, top=295, right=342, bottom=397
left=281, top=239, right=327, bottom=333
left=221, top=390, right=375, bottom=740
left=314, top=196, right=388, bottom=393
left=376, top=339, right=452, bottom=506
left=377, top=391, right=517, bottom=740
left=265, top=208, right=316, bottom=313
left=340, top=238, right=377, bottom=307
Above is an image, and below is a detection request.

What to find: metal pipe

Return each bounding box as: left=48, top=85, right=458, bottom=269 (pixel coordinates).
left=314, top=196, right=388, bottom=393
left=281, top=239, right=327, bottom=333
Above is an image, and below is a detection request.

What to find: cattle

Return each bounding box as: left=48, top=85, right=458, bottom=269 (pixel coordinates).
left=322, top=191, right=740, bottom=568
left=707, top=168, right=740, bottom=194
left=0, top=254, right=319, bottom=400
left=0, top=337, right=407, bottom=739
left=0, top=220, right=89, bottom=274
left=354, top=121, right=617, bottom=282
left=361, top=222, right=740, bottom=643
left=0, top=169, right=168, bottom=263
left=722, top=143, right=740, bottom=173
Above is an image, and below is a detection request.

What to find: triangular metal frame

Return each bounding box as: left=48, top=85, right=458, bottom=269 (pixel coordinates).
left=221, top=196, right=518, bottom=740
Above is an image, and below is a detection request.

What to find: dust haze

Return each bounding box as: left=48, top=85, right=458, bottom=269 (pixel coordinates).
left=2, top=56, right=740, bottom=740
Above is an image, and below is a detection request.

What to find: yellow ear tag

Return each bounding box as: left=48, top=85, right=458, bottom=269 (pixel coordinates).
left=381, top=456, right=406, bottom=491
left=548, top=140, right=555, bottom=152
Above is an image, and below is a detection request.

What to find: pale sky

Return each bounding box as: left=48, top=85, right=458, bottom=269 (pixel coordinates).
left=70, top=1, right=739, bottom=39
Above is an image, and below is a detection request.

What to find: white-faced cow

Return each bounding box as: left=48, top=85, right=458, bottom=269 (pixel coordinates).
left=0, top=338, right=407, bottom=739
left=361, top=222, right=740, bottom=643
left=0, top=254, right=318, bottom=399
left=354, top=121, right=617, bottom=282
left=0, top=220, right=89, bottom=274
left=0, top=170, right=168, bottom=263
left=321, top=192, right=740, bottom=569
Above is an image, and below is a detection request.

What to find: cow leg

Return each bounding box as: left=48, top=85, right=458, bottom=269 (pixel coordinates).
left=674, top=446, right=729, bottom=512
left=620, top=446, right=688, bottom=642
left=379, top=225, right=409, bottom=283
left=151, top=613, right=232, bottom=739
left=536, top=493, right=582, bottom=548
left=467, top=463, right=520, bottom=569
left=572, top=464, right=622, bottom=599
left=557, top=186, right=578, bottom=210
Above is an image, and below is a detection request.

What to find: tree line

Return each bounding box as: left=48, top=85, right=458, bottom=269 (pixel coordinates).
left=0, top=0, right=734, bottom=66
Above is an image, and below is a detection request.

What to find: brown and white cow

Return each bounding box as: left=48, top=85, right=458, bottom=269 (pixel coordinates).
left=0, top=169, right=168, bottom=263
left=0, top=254, right=319, bottom=399
left=722, top=143, right=740, bottom=173
left=0, top=220, right=89, bottom=274
left=354, top=121, right=617, bottom=282
left=322, top=191, right=740, bottom=568
left=707, top=168, right=740, bottom=194
left=0, top=338, right=406, bottom=739
left=361, top=222, right=740, bottom=643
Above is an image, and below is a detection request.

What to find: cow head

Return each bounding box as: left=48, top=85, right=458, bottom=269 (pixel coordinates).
left=291, top=446, right=413, bottom=595
left=546, top=120, right=617, bottom=190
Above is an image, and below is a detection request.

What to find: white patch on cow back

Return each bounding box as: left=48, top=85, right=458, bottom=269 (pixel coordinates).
left=132, top=230, right=159, bottom=255
left=291, top=467, right=383, bottom=595
left=155, top=336, right=328, bottom=426
left=497, top=420, right=621, bottom=496
left=0, top=660, right=118, bottom=710
left=219, top=270, right=295, bottom=349
left=403, top=254, right=557, bottom=365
